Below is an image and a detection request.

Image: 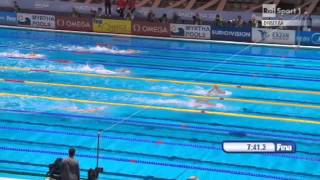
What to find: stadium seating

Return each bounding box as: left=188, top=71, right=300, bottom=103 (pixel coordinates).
left=64, top=0, right=319, bottom=14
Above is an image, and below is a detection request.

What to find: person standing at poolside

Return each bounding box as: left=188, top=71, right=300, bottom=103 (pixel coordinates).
left=61, top=148, right=80, bottom=180
left=105, top=0, right=112, bottom=17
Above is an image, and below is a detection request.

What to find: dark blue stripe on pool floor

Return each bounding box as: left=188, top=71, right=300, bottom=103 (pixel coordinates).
left=2, top=125, right=320, bottom=163
left=0, top=146, right=301, bottom=180
left=0, top=108, right=319, bottom=142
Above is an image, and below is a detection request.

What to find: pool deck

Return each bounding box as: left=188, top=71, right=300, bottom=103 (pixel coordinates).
left=0, top=25, right=320, bottom=50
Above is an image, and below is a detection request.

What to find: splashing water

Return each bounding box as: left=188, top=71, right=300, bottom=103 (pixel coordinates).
left=0, top=51, right=45, bottom=59
left=63, top=45, right=140, bottom=55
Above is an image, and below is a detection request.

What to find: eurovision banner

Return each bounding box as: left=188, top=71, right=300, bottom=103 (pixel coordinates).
left=211, top=26, right=251, bottom=42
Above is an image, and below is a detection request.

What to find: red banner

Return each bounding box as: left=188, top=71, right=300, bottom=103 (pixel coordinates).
left=56, top=16, right=92, bottom=32
left=132, top=22, right=170, bottom=37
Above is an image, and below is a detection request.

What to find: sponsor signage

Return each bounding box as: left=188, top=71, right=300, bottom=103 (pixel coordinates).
left=93, top=19, right=131, bottom=34
left=132, top=22, right=170, bottom=37
left=56, top=16, right=92, bottom=31
left=17, top=13, right=55, bottom=29
left=211, top=27, right=251, bottom=42
left=0, top=12, right=17, bottom=25
left=252, top=28, right=296, bottom=45
left=296, top=32, right=320, bottom=46
left=170, top=24, right=211, bottom=40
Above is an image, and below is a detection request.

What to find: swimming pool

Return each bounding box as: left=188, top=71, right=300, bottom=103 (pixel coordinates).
left=0, top=27, right=319, bottom=180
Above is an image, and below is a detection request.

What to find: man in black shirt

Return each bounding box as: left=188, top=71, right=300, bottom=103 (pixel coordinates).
left=105, top=0, right=112, bottom=17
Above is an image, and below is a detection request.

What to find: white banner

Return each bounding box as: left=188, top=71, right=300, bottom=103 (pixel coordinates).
left=17, top=13, right=55, bottom=29
left=252, top=28, right=296, bottom=45
left=170, top=24, right=211, bottom=40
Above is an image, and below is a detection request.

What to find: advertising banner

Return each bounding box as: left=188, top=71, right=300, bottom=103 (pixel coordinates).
left=132, top=22, right=170, bottom=37
left=56, top=16, right=92, bottom=32
left=170, top=24, right=211, bottom=40
left=93, top=19, right=131, bottom=34
left=211, top=27, right=251, bottom=42
left=17, top=13, right=55, bottom=29
left=296, top=31, right=320, bottom=46
left=252, top=28, right=296, bottom=45
left=0, top=12, right=17, bottom=25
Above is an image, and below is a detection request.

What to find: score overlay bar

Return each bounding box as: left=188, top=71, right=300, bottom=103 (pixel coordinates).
left=223, top=141, right=296, bottom=153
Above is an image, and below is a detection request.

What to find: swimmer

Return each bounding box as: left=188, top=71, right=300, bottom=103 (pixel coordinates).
left=123, top=49, right=139, bottom=55
left=96, top=43, right=112, bottom=48
left=4, top=52, right=43, bottom=59
left=64, top=106, right=105, bottom=113
left=207, top=85, right=226, bottom=96
left=27, top=53, right=41, bottom=59
left=117, top=68, right=131, bottom=74
left=193, top=99, right=222, bottom=109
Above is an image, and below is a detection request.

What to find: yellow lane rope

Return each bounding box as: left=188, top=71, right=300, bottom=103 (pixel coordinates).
left=1, top=66, right=319, bottom=95
left=1, top=79, right=320, bottom=109
left=0, top=92, right=319, bottom=125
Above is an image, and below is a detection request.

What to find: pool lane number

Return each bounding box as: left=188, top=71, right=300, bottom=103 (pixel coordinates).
left=223, top=141, right=296, bottom=153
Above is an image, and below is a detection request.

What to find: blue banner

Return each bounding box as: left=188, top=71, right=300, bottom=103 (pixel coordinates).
left=0, top=12, right=17, bottom=25
left=211, top=27, right=251, bottom=42
left=296, top=31, right=320, bottom=46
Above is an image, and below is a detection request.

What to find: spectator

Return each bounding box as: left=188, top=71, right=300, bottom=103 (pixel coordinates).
left=193, top=13, right=202, bottom=25
left=235, top=15, right=243, bottom=27
left=307, top=15, right=312, bottom=31
left=117, top=0, right=126, bottom=18
left=88, top=169, right=97, bottom=180
left=13, top=1, right=20, bottom=12
left=126, top=11, right=135, bottom=20
left=172, top=12, right=180, bottom=23
left=105, top=0, right=112, bottom=17
left=251, top=14, right=258, bottom=28
left=159, top=13, right=168, bottom=23
left=301, top=12, right=312, bottom=31
left=61, top=148, right=80, bottom=180
left=48, top=158, right=63, bottom=180
left=71, top=8, right=80, bottom=18
left=147, top=10, right=156, bottom=22
left=128, top=0, right=136, bottom=13
left=96, top=8, right=104, bottom=18
left=214, top=14, right=223, bottom=27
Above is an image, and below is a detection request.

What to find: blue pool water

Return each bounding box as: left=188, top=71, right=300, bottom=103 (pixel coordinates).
left=0, top=27, right=319, bottom=180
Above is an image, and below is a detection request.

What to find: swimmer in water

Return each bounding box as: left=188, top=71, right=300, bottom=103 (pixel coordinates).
left=64, top=106, right=105, bottom=113
left=27, top=53, right=41, bottom=59
left=96, top=45, right=139, bottom=55
left=193, top=99, right=220, bottom=109
left=123, top=49, right=139, bottom=55
left=117, top=68, right=131, bottom=74
left=207, top=85, right=226, bottom=96
left=6, top=52, right=43, bottom=59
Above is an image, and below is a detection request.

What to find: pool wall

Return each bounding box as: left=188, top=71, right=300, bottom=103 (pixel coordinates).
left=0, top=11, right=319, bottom=48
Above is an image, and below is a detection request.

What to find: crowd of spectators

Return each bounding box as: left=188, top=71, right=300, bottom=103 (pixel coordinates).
left=10, top=0, right=315, bottom=31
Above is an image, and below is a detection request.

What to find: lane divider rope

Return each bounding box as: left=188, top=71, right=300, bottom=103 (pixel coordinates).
left=1, top=78, right=319, bottom=109
left=0, top=66, right=319, bottom=95
left=0, top=92, right=319, bottom=125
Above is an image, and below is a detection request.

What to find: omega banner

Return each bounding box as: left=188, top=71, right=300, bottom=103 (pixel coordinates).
left=132, top=21, right=170, bottom=37
left=56, top=16, right=92, bottom=32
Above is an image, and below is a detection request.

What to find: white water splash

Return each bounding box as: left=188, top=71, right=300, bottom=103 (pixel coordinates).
left=63, top=45, right=140, bottom=55
left=0, top=51, right=45, bottom=59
